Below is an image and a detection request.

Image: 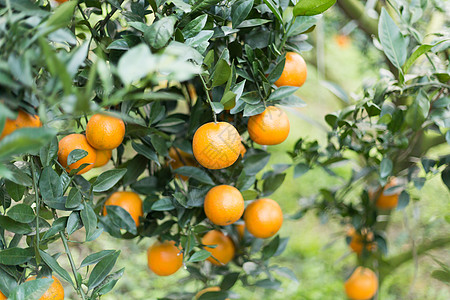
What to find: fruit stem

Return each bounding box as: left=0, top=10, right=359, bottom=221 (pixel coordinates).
left=30, top=158, right=42, bottom=265
left=200, top=75, right=217, bottom=123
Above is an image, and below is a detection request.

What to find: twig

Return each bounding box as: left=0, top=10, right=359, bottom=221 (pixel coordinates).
left=200, top=75, right=217, bottom=123
left=30, top=159, right=42, bottom=265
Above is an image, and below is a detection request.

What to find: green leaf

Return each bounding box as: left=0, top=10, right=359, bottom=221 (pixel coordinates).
left=243, top=103, right=265, bottom=117
left=81, top=203, right=99, bottom=242
left=80, top=250, right=116, bottom=268
left=144, top=16, right=177, bottom=49
left=87, top=251, right=120, bottom=290
left=262, top=0, right=283, bottom=25
left=0, top=247, right=34, bottom=265
left=396, top=190, right=410, bottom=210
left=220, top=272, right=240, bottom=291
left=268, top=86, right=299, bottom=101
left=39, top=136, right=58, bottom=167
left=93, top=169, right=127, bottom=192
left=5, top=180, right=26, bottom=202
left=210, top=102, right=224, bottom=114
left=174, top=166, right=215, bottom=185
left=66, top=188, right=82, bottom=209
left=0, top=267, right=17, bottom=297
left=403, top=44, right=433, bottom=73
left=405, top=90, right=430, bottom=130
left=67, top=149, right=88, bottom=166
left=105, top=206, right=137, bottom=234
left=131, top=142, right=159, bottom=164
left=0, top=127, right=57, bottom=159
left=262, top=173, right=286, bottom=196
left=150, top=134, right=169, bottom=157
left=431, top=269, right=450, bottom=283
left=191, top=0, right=221, bottom=13
left=188, top=249, right=211, bottom=262
left=44, top=0, right=77, bottom=33
left=151, top=197, right=176, bottom=211
left=243, top=152, right=271, bottom=175
left=262, top=235, right=279, bottom=260
left=293, top=0, right=336, bottom=16
left=7, top=204, right=35, bottom=223
left=237, top=19, right=271, bottom=28
left=212, top=59, right=231, bottom=88
left=441, top=165, right=450, bottom=191
left=0, top=216, right=32, bottom=234
left=294, top=163, right=309, bottom=178
left=380, top=157, right=393, bottom=179
left=42, top=217, right=67, bottom=240
left=182, top=14, right=207, bottom=39
left=220, top=91, right=237, bottom=110
left=8, top=278, right=53, bottom=300
left=378, top=8, right=408, bottom=70
left=267, top=58, right=285, bottom=84
left=231, top=0, right=254, bottom=28
left=39, top=167, right=63, bottom=201
left=118, top=44, right=156, bottom=85
left=170, top=0, right=192, bottom=12
left=39, top=250, right=74, bottom=286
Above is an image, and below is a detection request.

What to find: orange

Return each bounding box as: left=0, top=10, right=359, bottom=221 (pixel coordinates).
left=244, top=198, right=283, bottom=239
left=247, top=106, right=290, bottom=145
left=374, top=178, right=400, bottom=210
left=202, top=230, right=235, bottom=266
left=55, top=0, right=68, bottom=3
left=168, top=147, right=196, bottom=180
left=192, top=122, right=241, bottom=169
left=335, top=34, right=351, bottom=48
left=94, top=149, right=112, bottom=168
left=86, top=113, right=125, bottom=150
left=103, top=191, right=143, bottom=227
left=344, top=267, right=378, bottom=300
left=347, top=228, right=376, bottom=255
left=0, top=109, right=41, bottom=140
left=235, top=223, right=245, bottom=239
left=57, top=134, right=97, bottom=175
left=0, top=291, right=5, bottom=300
left=147, top=240, right=183, bottom=276
left=26, top=275, right=64, bottom=300
left=239, top=142, right=246, bottom=157
left=274, top=52, right=307, bottom=87
left=204, top=185, right=244, bottom=226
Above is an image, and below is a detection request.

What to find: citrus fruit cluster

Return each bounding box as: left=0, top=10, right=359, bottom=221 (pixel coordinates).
left=0, top=109, right=41, bottom=140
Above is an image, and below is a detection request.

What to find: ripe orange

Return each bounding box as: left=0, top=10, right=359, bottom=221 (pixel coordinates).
left=192, top=122, right=241, bottom=169
left=335, top=34, right=351, bottom=48
left=168, top=147, right=196, bottom=180
left=347, top=228, right=376, bottom=255
left=374, top=178, right=400, bottom=210
left=103, top=191, right=143, bottom=226
left=247, top=106, right=290, bottom=145
left=86, top=113, right=125, bottom=150
left=147, top=240, right=183, bottom=276
left=0, top=291, right=5, bottom=300
left=204, top=185, right=244, bottom=226
left=239, top=142, right=246, bottom=157
left=55, top=0, right=68, bottom=3
left=235, top=223, right=245, bottom=239
left=202, top=230, right=235, bottom=266
left=26, top=275, right=64, bottom=300
left=344, top=267, right=378, bottom=300
left=94, top=149, right=112, bottom=168
left=274, top=52, right=307, bottom=87
left=58, top=134, right=97, bottom=175
left=0, top=109, right=41, bottom=140
left=244, top=198, right=283, bottom=239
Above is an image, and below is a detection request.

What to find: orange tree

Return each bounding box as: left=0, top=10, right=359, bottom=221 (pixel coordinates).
left=0, top=0, right=337, bottom=299
left=289, top=0, right=449, bottom=297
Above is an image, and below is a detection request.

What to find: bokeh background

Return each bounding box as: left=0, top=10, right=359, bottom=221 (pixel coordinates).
left=51, top=6, right=450, bottom=300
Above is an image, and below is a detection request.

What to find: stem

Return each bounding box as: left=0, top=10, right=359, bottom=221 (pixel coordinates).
left=30, top=159, right=41, bottom=264
left=200, top=75, right=217, bottom=123
left=53, top=211, right=87, bottom=300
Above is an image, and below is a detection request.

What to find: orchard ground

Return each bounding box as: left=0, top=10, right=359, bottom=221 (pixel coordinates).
left=50, top=22, right=450, bottom=299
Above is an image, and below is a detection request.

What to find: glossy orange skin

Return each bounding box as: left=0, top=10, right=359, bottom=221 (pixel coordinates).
left=103, top=191, right=143, bottom=226
left=274, top=52, right=307, bottom=87
left=244, top=198, right=283, bottom=239
left=193, top=122, right=241, bottom=169
left=345, top=267, right=378, bottom=300
left=26, top=276, right=64, bottom=300
left=204, top=185, right=244, bottom=226
left=93, top=149, right=112, bottom=168
left=239, top=142, right=246, bottom=157
left=202, top=230, right=235, bottom=266
left=374, top=178, right=400, bottom=210
left=248, top=106, right=290, bottom=145
left=0, top=291, right=6, bottom=300
left=86, top=114, right=125, bottom=150
left=0, top=110, right=41, bottom=140
left=55, top=0, right=69, bottom=3
left=147, top=240, right=183, bottom=276
left=58, top=134, right=97, bottom=175
left=347, top=228, right=376, bottom=255
left=168, top=147, right=196, bottom=180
